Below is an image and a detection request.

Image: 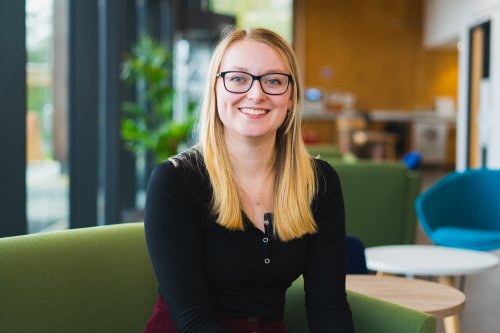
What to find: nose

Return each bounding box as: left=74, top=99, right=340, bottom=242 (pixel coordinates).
left=246, top=80, right=266, bottom=101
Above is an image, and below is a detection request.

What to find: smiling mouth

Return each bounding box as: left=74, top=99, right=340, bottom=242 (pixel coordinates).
left=239, top=108, right=269, bottom=116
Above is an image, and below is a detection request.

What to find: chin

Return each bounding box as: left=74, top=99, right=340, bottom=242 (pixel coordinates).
left=242, top=130, right=277, bottom=140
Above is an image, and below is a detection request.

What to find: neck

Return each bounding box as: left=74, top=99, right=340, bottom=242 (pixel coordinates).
left=225, top=135, right=276, bottom=179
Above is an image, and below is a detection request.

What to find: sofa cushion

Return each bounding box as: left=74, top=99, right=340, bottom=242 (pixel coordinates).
left=433, top=226, right=500, bottom=251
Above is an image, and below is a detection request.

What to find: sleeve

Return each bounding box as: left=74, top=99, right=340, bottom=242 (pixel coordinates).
left=303, top=160, right=355, bottom=332
left=144, top=162, right=230, bottom=333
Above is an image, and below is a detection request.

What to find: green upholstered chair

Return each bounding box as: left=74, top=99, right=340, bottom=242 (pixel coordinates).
left=307, top=144, right=343, bottom=159
left=324, top=158, right=421, bottom=248
left=0, top=223, right=435, bottom=333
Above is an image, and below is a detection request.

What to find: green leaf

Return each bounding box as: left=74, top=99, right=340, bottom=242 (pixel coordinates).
left=119, top=34, right=199, bottom=161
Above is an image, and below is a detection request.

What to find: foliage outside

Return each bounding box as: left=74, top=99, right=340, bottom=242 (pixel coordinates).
left=120, top=36, right=196, bottom=163
left=210, top=0, right=293, bottom=42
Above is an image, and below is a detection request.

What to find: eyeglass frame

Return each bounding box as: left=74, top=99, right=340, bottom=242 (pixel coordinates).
left=216, top=71, right=293, bottom=96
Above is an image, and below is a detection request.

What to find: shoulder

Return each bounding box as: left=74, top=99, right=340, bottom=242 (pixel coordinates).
left=312, top=158, right=342, bottom=190
left=312, top=158, right=334, bottom=174
left=310, top=158, right=344, bottom=221
left=149, top=147, right=207, bottom=188
left=311, top=158, right=343, bottom=211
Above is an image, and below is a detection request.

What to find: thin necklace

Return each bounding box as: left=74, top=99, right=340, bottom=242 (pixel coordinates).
left=240, top=167, right=273, bottom=211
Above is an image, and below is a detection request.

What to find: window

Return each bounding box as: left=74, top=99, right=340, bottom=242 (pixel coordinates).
left=209, top=0, right=293, bottom=42
left=26, top=0, right=69, bottom=233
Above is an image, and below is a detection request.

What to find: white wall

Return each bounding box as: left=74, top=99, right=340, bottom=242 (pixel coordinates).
left=425, top=0, right=500, bottom=169
left=424, top=0, right=500, bottom=48
left=456, top=8, right=500, bottom=170
left=424, top=0, right=471, bottom=48
left=483, top=12, right=500, bottom=168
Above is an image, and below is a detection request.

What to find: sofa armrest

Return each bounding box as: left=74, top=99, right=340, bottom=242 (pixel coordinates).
left=348, top=290, right=435, bottom=333
left=285, top=277, right=436, bottom=333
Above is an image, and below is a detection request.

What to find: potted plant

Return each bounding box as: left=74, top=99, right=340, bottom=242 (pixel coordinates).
left=120, top=36, right=196, bottom=163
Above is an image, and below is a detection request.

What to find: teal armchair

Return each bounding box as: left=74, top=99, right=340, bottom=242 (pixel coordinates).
left=0, top=223, right=435, bottom=333
left=416, top=168, right=500, bottom=250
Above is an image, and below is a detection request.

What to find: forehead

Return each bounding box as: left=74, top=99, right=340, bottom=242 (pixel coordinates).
left=219, top=39, right=288, bottom=73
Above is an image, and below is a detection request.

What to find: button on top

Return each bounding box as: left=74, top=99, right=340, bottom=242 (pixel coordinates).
left=264, top=258, right=271, bottom=264
left=263, top=237, right=269, bottom=243
left=264, top=220, right=269, bottom=225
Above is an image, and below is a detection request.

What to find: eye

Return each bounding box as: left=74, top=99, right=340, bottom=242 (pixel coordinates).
left=263, top=74, right=286, bottom=87
left=226, top=72, right=249, bottom=85
left=267, top=78, right=283, bottom=86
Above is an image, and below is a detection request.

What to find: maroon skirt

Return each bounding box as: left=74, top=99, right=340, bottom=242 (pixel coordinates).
left=144, top=296, right=287, bottom=333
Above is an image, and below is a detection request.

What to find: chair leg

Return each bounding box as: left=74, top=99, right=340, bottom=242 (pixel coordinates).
left=438, top=275, right=466, bottom=291
left=458, top=275, right=466, bottom=291
left=438, top=275, right=457, bottom=288
left=443, top=314, right=461, bottom=333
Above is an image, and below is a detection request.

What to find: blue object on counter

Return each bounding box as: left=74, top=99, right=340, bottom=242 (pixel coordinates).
left=304, top=88, right=322, bottom=101
left=402, top=151, right=421, bottom=170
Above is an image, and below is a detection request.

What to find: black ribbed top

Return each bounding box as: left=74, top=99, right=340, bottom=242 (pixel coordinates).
left=144, top=150, right=354, bottom=332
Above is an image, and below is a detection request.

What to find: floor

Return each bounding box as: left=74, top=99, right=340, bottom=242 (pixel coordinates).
left=417, top=166, right=500, bottom=333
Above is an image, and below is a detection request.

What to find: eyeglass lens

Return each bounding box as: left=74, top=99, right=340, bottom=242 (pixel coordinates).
left=222, top=71, right=290, bottom=95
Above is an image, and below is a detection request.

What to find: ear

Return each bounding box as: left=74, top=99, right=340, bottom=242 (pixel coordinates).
left=287, top=98, right=293, bottom=110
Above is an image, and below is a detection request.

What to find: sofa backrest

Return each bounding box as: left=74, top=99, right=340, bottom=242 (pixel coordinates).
left=325, top=158, right=421, bottom=247
left=0, top=223, right=157, bottom=333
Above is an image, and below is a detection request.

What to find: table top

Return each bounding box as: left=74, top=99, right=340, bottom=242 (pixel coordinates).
left=346, top=274, right=466, bottom=318
left=365, top=245, right=499, bottom=276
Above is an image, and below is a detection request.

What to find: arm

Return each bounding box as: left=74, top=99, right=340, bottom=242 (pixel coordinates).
left=303, top=161, right=355, bottom=332
left=144, top=162, right=229, bottom=333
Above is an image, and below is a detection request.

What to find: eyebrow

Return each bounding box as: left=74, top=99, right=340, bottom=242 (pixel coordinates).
left=221, top=67, right=291, bottom=75
left=222, top=66, right=288, bottom=74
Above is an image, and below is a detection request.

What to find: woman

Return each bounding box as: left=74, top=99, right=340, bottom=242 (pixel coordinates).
left=144, top=27, right=354, bottom=333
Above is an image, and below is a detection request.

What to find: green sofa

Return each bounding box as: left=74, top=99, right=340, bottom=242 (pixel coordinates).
left=324, top=158, right=421, bottom=248
left=0, top=223, right=435, bottom=333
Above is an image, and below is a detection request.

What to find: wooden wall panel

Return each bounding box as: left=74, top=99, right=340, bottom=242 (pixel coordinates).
left=414, top=49, right=458, bottom=109
left=295, top=0, right=458, bottom=111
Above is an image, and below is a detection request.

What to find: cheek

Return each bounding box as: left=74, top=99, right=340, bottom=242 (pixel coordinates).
left=216, top=89, right=240, bottom=127
left=215, top=87, right=231, bottom=120
left=215, top=83, right=226, bottom=108
left=216, top=84, right=240, bottom=110
left=274, top=107, right=288, bottom=127
left=274, top=94, right=292, bottom=113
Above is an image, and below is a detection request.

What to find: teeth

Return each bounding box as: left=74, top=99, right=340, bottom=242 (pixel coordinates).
left=240, top=108, right=267, bottom=115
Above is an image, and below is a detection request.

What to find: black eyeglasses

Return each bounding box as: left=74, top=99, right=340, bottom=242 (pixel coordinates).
left=217, top=71, right=293, bottom=95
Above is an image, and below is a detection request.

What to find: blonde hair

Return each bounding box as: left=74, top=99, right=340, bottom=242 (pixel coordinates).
left=198, top=27, right=317, bottom=241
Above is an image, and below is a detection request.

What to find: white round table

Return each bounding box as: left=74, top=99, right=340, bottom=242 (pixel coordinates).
left=365, top=245, right=499, bottom=277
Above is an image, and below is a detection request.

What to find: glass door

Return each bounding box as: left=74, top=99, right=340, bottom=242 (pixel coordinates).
left=467, top=21, right=491, bottom=168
